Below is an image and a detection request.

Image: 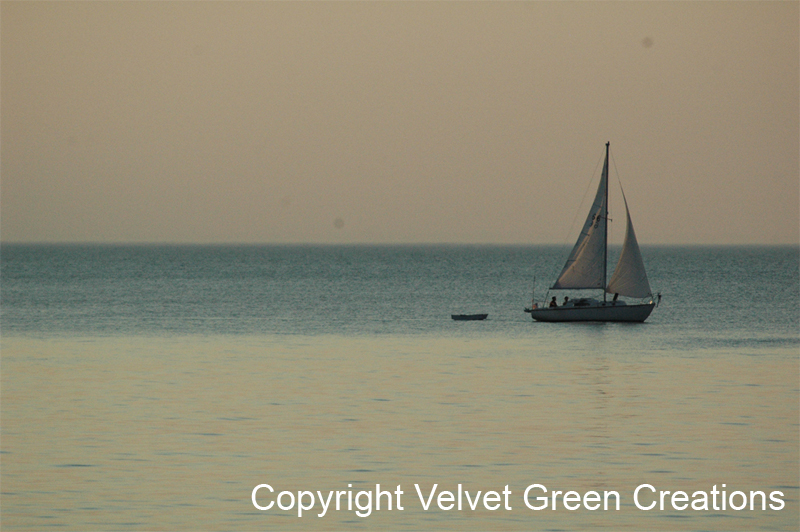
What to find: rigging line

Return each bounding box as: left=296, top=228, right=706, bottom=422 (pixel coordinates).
left=609, top=146, right=628, bottom=244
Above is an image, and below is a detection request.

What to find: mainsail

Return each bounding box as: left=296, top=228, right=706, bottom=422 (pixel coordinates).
left=550, top=152, right=608, bottom=290
left=606, top=192, right=652, bottom=298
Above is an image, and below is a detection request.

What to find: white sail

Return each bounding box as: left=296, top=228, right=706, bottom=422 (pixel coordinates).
left=606, top=192, right=652, bottom=298
left=551, top=153, right=608, bottom=290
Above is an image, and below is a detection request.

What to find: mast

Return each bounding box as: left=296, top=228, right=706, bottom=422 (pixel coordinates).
left=603, top=141, right=609, bottom=303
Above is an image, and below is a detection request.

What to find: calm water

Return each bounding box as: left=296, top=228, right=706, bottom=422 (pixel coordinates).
left=2, top=244, right=798, bottom=530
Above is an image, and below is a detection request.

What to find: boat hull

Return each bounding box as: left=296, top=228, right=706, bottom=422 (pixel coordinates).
left=529, top=302, right=655, bottom=323
left=452, top=314, right=488, bottom=321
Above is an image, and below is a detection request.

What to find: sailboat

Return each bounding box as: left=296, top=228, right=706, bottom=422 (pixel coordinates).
left=529, top=142, right=657, bottom=323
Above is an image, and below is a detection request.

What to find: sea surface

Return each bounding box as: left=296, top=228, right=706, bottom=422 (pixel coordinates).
left=1, top=244, right=798, bottom=531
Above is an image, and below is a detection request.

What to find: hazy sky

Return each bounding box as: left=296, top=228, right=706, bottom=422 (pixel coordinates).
left=2, top=1, right=797, bottom=245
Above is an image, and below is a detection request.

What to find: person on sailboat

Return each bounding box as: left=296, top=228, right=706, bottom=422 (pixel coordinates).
left=549, top=297, right=558, bottom=308
left=563, top=296, right=570, bottom=306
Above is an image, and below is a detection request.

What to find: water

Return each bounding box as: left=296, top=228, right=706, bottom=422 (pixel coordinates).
left=2, top=244, right=798, bottom=530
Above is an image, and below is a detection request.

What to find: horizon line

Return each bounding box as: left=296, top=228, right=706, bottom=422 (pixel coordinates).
left=2, top=241, right=798, bottom=248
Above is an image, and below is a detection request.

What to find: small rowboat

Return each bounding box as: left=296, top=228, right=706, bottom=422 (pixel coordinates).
left=451, top=313, right=488, bottom=321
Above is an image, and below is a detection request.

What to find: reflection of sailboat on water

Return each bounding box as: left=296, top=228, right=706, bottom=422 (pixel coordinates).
left=529, top=142, right=658, bottom=323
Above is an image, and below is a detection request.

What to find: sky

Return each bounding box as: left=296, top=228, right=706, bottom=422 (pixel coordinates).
left=1, top=1, right=798, bottom=245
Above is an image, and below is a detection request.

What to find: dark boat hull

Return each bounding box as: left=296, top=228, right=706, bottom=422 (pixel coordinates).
left=451, top=314, right=488, bottom=321
left=529, top=302, right=655, bottom=323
